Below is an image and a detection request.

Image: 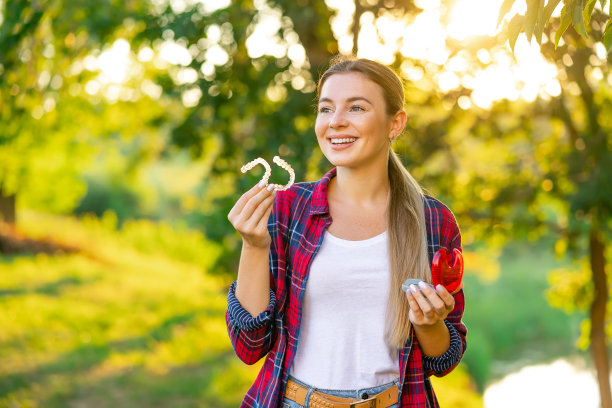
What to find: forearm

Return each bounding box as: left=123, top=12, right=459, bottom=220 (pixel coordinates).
left=235, top=243, right=271, bottom=317
left=412, top=320, right=450, bottom=357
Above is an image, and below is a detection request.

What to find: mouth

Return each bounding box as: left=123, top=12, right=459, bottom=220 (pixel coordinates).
left=329, top=137, right=357, bottom=145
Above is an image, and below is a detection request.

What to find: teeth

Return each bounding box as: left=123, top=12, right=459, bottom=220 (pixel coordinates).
left=330, top=138, right=357, bottom=144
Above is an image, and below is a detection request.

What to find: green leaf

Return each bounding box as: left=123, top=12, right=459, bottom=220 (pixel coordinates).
left=535, top=19, right=544, bottom=43
left=525, top=0, right=543, bottom=40
left=571, top=0, right=588, bottom=38
left=497, top=0, right=516, bottom=28
left=604, top=20, right=612, bottom=51
left=541, top=0, right=562, bottom=28
left=555, top=4, right=572, bottom=47
left=599, top=0, right=607, bottom=10
left=508, top=14, right=525, bottom=52
left=583, top=0, right=597, bottom=26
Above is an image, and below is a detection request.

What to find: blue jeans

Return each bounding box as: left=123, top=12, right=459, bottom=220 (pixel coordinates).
left=281, top=375, right=400, bottom=408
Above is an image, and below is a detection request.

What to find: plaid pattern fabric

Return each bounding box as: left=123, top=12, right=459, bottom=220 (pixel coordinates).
left=226, top=167, right=467, bottom=408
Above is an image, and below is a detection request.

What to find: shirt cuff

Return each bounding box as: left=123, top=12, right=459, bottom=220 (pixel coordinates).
left=227, top=281, right=276, bottom=331
left=422, top=320, right=462, bottom=373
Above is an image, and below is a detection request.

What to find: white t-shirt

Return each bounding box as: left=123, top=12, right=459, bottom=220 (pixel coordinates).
left=289, top=230, right=400, bottom=389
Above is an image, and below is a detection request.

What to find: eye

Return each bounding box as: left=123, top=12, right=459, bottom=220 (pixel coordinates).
left=350, top=105, right=365, bottom=112
left=318, top=106, right=332, bottom=113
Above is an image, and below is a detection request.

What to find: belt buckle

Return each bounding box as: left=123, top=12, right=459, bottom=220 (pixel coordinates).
left=350, top=395, right=376, bottom=408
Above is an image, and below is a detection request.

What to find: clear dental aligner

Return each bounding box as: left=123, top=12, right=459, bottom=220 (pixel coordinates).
left=240, top=156, right=295, bottom=191
left=240, top=157, right=272, bottom=184
left=271, top=156, right=295, bottom=191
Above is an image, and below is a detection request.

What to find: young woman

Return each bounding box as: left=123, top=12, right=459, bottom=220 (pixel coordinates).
left=226, top=57, right=467, bottom=408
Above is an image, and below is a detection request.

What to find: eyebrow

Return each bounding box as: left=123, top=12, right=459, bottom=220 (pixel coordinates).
left=318, top=96, right=373, bottom=105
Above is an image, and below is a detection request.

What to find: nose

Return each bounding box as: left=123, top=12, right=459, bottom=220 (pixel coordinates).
left=329, top=110, right=348, bottom=129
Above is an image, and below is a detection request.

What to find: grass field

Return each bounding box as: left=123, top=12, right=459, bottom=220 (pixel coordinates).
left=1, top=211, right=483, bottom=407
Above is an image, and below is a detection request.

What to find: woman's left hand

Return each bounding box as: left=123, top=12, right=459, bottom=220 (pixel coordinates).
left=405, top=281, right=455, bottom=327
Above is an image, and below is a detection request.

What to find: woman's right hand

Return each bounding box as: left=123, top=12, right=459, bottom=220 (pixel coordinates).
left=227, top=182, right=276, bottom=249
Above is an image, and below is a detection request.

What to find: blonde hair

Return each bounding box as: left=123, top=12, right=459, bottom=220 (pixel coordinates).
left=318, top=57, right=430, bottom=348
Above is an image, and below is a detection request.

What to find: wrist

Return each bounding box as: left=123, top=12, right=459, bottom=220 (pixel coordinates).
left=242, top=240, right=270, bottom=252
left=412, top=319, right=446, bottom=332
left=412, top=320, right=450, bottom=357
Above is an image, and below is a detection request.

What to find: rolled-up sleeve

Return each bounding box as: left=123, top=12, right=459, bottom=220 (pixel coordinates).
left=225, top=281, right=277, bottom=365
left=227, top=281, right=276, bottom=331
left=422, top=320, right=463, bottom=374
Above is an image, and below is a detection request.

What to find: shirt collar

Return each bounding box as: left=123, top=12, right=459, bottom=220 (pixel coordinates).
left=309, top=167, right=336, bottom=216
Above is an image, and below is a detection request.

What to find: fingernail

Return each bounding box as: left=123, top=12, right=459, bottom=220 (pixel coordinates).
left=418, top=281, right=428, bottom=290
left=266, top=184, right=275, bottom=191
left=257, top=180, right=266, bottom=188
left=410, top=284, right=419, bottom=294
left=436, top=284, right=445, bottom=292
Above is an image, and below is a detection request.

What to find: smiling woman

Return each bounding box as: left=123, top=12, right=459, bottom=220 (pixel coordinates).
left=226, top=56, right=467, bottom=408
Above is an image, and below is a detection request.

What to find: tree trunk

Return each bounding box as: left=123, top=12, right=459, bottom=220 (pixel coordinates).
left=589, top=227, right=611, bottom=408
left=0, top=186, right=16, bottom=225
left=352, top=0, right=363, bottom=55
left=280, top=0, right=337, bottom=73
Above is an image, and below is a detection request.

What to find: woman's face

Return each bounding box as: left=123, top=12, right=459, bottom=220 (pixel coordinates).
left=315, top=72, right=404, bottom=170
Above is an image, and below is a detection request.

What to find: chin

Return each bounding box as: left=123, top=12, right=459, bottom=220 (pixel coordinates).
left=326, top=158, right=360, bottom=169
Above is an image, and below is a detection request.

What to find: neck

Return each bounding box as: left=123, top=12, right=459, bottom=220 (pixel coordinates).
left=331, top=161, right=390, bottom=207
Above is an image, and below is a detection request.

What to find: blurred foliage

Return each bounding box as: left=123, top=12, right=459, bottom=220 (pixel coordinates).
left=0, top=0, right=179, bottom=222
left=18, top=209, right=222, bottom=272
left=547, top=259, right=594, bottom=313
left=74, top=176, right=144, bottom=223
left=462, top=242, right=585, bottom=388
left=497, top=0, right=612, bottom=52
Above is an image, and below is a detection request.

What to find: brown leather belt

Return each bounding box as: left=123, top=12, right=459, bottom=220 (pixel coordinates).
left=284, top=379, right=399, bottom=408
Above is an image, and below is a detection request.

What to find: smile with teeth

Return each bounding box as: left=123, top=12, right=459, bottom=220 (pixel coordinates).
left=330, top=137, right=357, bottom=144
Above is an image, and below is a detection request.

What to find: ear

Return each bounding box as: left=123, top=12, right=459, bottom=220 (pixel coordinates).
left=389, top=110, right=407, bottom=141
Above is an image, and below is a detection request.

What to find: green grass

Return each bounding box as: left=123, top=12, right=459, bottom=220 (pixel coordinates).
left=0, top=212, right=262, bottom=407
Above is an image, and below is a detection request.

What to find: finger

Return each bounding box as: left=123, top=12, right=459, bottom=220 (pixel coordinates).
left=252, top=208, right=274, bottom=241
left=228, top=182, right=268, bottom=220
left=235, top=184, right=275, bottom=223
left=405, top=290, right=425, bottom=322
left=243, top=191, right=275, bottom=231
left=435, top=284, right=456, bottom=311
left=408, top=284, right=436, bottom=319
left=417, top=281, right=447, bottom=317
left=258, top=194, right=275, bottom=229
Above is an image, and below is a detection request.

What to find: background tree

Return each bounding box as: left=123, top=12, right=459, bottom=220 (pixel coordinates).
left=423, top=5, right=612, bottom=406
left=497, top=0, right=612, bottom=52
left=0, top=0, right=160, bottom=226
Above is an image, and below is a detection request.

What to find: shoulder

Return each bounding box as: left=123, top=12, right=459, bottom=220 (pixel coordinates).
left=423, top=194, right=460, bottom=230
left=423, top=194, right=454, bottom=218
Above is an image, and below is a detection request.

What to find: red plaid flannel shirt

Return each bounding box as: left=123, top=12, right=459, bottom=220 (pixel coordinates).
left=226, top=168, right=467, bottom=408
